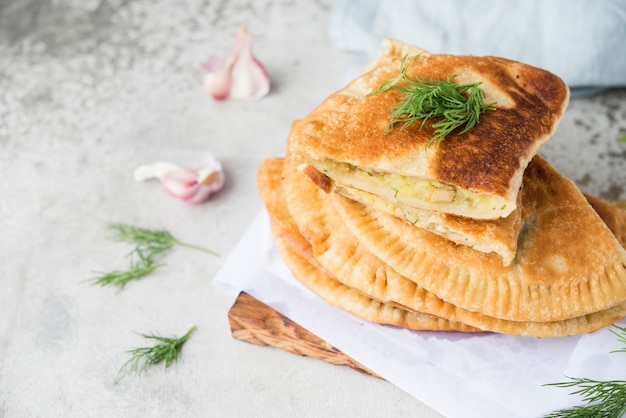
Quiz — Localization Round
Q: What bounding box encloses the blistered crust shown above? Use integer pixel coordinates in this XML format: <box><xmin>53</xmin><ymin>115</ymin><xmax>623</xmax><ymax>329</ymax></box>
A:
<box><xmin>259</xmin><ymin>157</ymin><xmax>626</xmax><ymax>337</ymax></box>
<box><xmin>288</xmin><ymin>39</ymin><xmax>569</xmax><ymax>218</ymax></box>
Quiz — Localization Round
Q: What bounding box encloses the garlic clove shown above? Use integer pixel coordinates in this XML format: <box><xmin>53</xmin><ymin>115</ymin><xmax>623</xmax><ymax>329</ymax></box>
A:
<box><xmin>202</xmin><ymin>56</ymin><xmax>232</xmax><ymax>101</ymax></box>
<box><xmin>134</xmin><ymin>156</ymin><xmax>225</xmax><ymax>204</ymax></box>
<box><xmin>161</xmin><ymin>170</ymin><xmax>205</xmax><ymax>202</ymax></box>
<box><xmin>202</xmin><ymin>25</ymin><xmax>270</xmax><ymax>101</ymax></box>
<box><xmin>228</xmin><ymin>25</ymin><xmax>270</xmax><ymax>99</ymax></box>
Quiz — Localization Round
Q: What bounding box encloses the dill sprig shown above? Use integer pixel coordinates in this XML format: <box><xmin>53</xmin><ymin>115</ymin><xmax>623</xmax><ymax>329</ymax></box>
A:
<box><xmin>117</xmin><ymin>325</ymin><xmax>196</xmax><ymax>378</ymax></box>
<box><xmin>91</xmin><ymin>223</ymin><xmax>218</xmax><ymax>288</ymax></box>
<box><xmin>108</xmin><ymin>223</ymin><xmax>219</xmax><ymax>258</ymax></box>
<box><xmin>544</xmin><ymin>378</ymin><xmax>626</xmax><ymax>418</ymax></box>
<box><xmin>93</xmin><ymin>263</ymin><xmax>165</xmax><ymax>288</ymax></box>
<box><xmin>544</xmin><ymin>324</ymin><xmax>626</xmax><ymax>418</ymax></box>
<box><xmin>369</xmin><ymin>54</ymin><xmax>497</xmax><ymax>148</ymax></box>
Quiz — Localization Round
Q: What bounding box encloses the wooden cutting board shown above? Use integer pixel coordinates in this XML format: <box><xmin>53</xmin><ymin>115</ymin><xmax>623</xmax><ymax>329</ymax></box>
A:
<box><xmin>228</xmin><ymin>291</ymin><xmax>380</xmax><ymax>378</ymax></box>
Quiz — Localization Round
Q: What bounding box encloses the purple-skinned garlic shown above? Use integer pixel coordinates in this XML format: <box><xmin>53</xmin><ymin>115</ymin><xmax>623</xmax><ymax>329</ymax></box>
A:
<box><xmin>202</xmin><ymin>25</ymin><xmax>270</xmax><ymax>100</ymax></box>
<box><xmin>134</xmin><ymin>155</ymin><xmax>225</xmax><ymax>204</ymax></box>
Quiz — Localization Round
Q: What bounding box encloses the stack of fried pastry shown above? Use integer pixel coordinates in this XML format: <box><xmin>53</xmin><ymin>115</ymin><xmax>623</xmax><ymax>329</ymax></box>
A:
<box><xmin>257</xmin><ymin>39</ymin><xmax>626</xmax><ymax>337</ymax></box>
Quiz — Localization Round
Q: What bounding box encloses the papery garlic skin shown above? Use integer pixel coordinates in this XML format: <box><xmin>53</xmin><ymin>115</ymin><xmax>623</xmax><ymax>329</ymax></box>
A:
<box><xmin>133</xmin><ymin>162</ymin><xmax>185</xmax><ymax>182</ymax></box>
<box><xmin>202</xmin><ymin>25</ymin><xmax>270</xmax><ymax>101</ymax></box>
<box><xmin>134</xmin><ymin>156</ymin><xmax>225</xmax><ymax>204</ymax></box>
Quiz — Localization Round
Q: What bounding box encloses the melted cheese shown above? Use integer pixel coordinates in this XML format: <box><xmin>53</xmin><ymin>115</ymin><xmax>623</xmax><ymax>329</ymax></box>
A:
<box><xmin>315</xmin><ymin>158</ymin><xmax>508</xmax><ymax>217</ymax></box>
<box><xmin>334</xmin><ymin>184</ymin><xmax>508</xmax><ymax>259</ymax></box>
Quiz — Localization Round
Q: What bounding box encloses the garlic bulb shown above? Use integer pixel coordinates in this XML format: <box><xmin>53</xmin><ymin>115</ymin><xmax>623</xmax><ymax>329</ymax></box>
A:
<box><xmin>202</xmin><ymin>25</ymin><xmax>270</xmax><ymax>100</ymax></box>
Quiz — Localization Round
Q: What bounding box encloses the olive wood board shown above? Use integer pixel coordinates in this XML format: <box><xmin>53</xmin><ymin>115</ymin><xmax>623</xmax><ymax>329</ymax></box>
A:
<box><xmin>227</xmin><ymin>291</ymin><xmax>380</xmax><ymax>378</ymax></box>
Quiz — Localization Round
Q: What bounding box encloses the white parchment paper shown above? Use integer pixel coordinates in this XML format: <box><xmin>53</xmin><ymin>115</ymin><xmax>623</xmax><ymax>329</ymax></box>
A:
<box><xmin>213</xmin><ymin>209</ymin><xmax>625</xmax><ymax>418</ymax></box>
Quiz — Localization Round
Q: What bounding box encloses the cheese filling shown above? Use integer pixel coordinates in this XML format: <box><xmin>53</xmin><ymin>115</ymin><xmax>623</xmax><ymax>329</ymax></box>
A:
<box><xmin>315</xmin><ymin>159</ymin><xmax>508</xmax><ymax>216</ymax></box>
<box><xmin>336</xmin><ymin>184</ymin><xmax>475</xmax><ymax>244</ymax></box>
<box><xmin>334</xmin><ymin>184</ymin><xmax>511</xmax><ymax>262</ymax></box>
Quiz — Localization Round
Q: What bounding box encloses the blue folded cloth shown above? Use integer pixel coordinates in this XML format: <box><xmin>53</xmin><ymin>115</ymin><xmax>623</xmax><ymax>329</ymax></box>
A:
<box><xmin>330</xmin><ymin>0</ymin><xmax>626</xmax><ymax>91</ymax></box>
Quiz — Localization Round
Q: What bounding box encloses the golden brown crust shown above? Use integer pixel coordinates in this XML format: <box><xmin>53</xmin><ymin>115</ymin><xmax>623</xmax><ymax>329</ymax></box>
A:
<box><xmin>300</xmin><ymin>164</ymin><xmax>332</xmax><ymax>193</ymax></box>
<box><xmin>332</xmin><ymin>155</ymin><xmax>626</xmax><ymax>322</ymax></box>
<box><xmin>288</xmin><ymin>39</ymin><xmax>569</xmax><ymax>219</ymax></box>
<box><xmin>613</xmin><ymin>200</ymin><xmax>626</xmax><ymax>211</ymax></box>
<box><xmin>257</xmin><ymin>158</ymin><xmax>316</xmax><ymax>261</ymax></box>
<box><xmin>273</xmin><ymin>226</ymin><xmax>480</xmax><ymax>333</ymax></box>
<box><xmin>258</xmin><ymin>159</ymin><xmax>479</xmax><ymax>333</ymax></box>
<box><xmin>260</xmin><ymin>157</ymin><xmax>626</xmax><ymax>337</ymax></box>
<box><xmin>333</xmin><ymin>182</ymin><xmax>522</xmax><ymax>265</ymax></box>
<box><xmin>585</xmin><ymin>193</ymin><xmax>626</xmax><ymax>248</ymax></box>
<box><xmin>293</xmin><ymin>144</ymin><xmax>523</xmax><ymax>265</ymax></box>
<box><xmin>256</xmin><ymin>41</ymin><xmax>625</xmax><ymax>337</ymax></box>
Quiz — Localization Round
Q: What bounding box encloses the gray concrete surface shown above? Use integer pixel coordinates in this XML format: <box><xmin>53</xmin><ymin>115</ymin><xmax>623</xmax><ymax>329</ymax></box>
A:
<box><xmin>1</xmin><ymin>1</ymin><xmax>625</xmax><ymax>417</ymax></box>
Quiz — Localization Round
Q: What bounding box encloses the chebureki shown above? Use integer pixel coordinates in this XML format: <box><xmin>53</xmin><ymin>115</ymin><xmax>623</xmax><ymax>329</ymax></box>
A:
<box><xmin>260</xmin><ymin>159</ymin><xmax>479</xmax><ymax>333</ymax></box>
<box><xmin>329</xmin><ymin>156</ymin><xmax>626</xmax><ymax>322</ymax></box>
<box><xmin>288</xmin><ymin>39</ymin><xmax>569</xmax><ymax>222</ymax></box>
<box><xmin>259</xmin><ymin>158</ymin><xmax>626</xmax><ymax>337</ymax></box>
<box><xmin>256</xmin><ymin>38</ymin><xmax>626</xmax><ymax>337</ymax></box>
<box><xmin>332</xmin><ymin>180</ymin><xmax>522</xmax><ymax>266</ymax></box>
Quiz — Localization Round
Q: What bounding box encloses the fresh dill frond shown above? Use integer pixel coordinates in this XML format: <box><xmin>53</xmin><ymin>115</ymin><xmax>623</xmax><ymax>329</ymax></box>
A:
<box><xmin>611</xmin><ymin>324</ymin><xmax>626</xmax><ymax>353</ymax></box>
<box><xmin>544</xmin><ymin>378</ymin><xmax>626</xmax><ymax>418</ymax></box>
<box><xmin>92</xmin><ymin>263</ymin><xmax>164</xmax><ymax>288</ymax></box>
<box><xmin>369</xmin><ymin>54</ymin><xmax>497</xmax><ymax>148</ymax></box>
<box><xmin>107</xmin><ymin>223</ymin><xmax>219</xmax><ymax>259</ymax></box>
<box><xmin>543</xmin><ymin>324</ymin><xmax>626</xmax><ymax>418</ymax></box>
<box><xmin>617</xmin><ymin>133</ymin><xmax>626</xmax><ymax>143</ymax></box>
<box><xmin>91</xmin><ymin>223</ymin><xmax>218</xmax><ymax>289</ymax></box>
<box><xmin>117</xmin><ymin>325</ymin><xmax>196</xmax><ymax>378</ymax></box>
<box><xmin>369</xmin><ymin>54</ymin><xmax>421</xmax><ymax>96</ymax></box>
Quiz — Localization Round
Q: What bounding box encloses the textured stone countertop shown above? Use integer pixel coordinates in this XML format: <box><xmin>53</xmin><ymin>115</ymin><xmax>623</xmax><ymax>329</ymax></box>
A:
<box><xmin>1</xmin><ymin>1</ymin><xmax>625</xmax><ymax>417</ymax></box>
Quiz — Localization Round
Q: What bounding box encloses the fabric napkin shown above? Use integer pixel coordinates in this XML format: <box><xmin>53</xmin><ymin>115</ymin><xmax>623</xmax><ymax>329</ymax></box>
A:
<box><xmin>329</xmin><ymin>0</ymin><xmax>626</xmax><ymax>91</ymax></box>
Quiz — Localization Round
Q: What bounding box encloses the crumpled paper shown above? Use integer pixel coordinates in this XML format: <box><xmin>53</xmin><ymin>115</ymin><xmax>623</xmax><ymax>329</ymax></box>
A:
<box><xmin>213</xmin><ymin>210</ymin><xmax>626</xmax><ymax>418</ymax></box>
<box><xmin>329</xmin><ymin>0</ymin><xmax>626</xmax><ymax>91</ymax></box>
